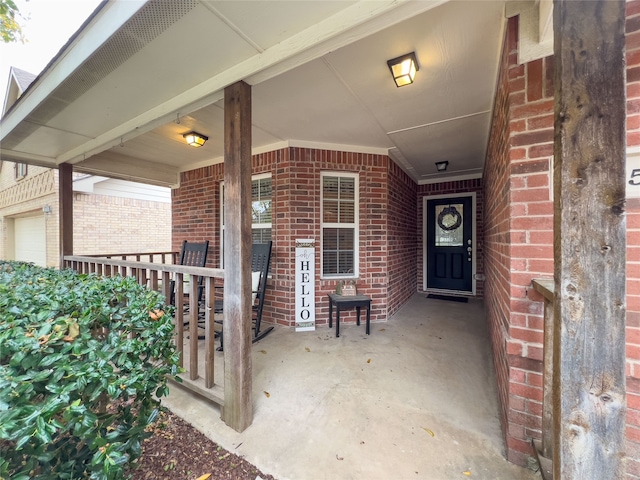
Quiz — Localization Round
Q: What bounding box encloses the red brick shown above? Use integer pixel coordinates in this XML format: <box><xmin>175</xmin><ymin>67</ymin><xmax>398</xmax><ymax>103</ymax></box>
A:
<box><xmin>510</xmin><ymin>129</ymin><xmax>554</xmax><ymax>147</ymax></box>
<box><xmin>527</xmin><ymin>114</ymin><xmax>554</xmax><ymax>131</ymax></box>
<box><xmin>628</xmin><ymin>425</ymin><xmax>640</xmax><ymax>444</ymax></box>
<box><xmin>509</xmin><ymin>382</ymin><xmax>543</xmax><ymax>402</ymax></box>
<box><xmin>511</xmin><ymin>99</ymin><xmax>554</xmax><ymax>120</ymax></box>
<box><xmin>526</xmin><ymin>174</ymin><xmax>549</xmax><ymax>188</ymax></box>
<box><xmin>629</xmin><ymin>114</ymin><xmax>640</xmax><ymax>131</ymax></box>
<box><xmin>526</xmin><ymin>59</ymin><xmax>544</xmax><ymax>102</ymax></box>
<box><xmin>511</xmin><ymin>216</ymin><xmax>553</xmax><ymax>232</ymax></box>
<box><xmin>628</xmin><ymin>0</ymin><xmax>640</xmax><ymax>18</ymax></box>
<box><xmin>629</xmin><ymin>30</ymin><xmax>640</xmax><ymax>52</ymax></box>
<box><xmin>528</xmin><ymin>143</ymin><xmax>554</xmax><ymax>159</ymax></box>
<box><xmin>511</xmin><ymin>159</ymin><xmax>549</xmax><ymax>175</ymax></box>
<box><xmin>511</xmin><ymin>327</ymin><xmax>543</xmax><ymax>343</ymax></box>
<box><xmin>628</xmin><ymin>48</ymin><xmax>640</xmax><ymax>69</ymax></box>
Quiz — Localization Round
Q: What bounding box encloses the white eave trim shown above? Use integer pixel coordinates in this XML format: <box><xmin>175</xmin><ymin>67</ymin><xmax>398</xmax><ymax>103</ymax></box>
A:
<box><xmin>418</xmin><ymin>172</ymin><xmax>482</xmax><ymax>185</ymax></box>
<box><xmin>176</xmin><ymin>140</ymin><xmax>390</xmax><ymax>173</ymax></box>
<box><xmin>0</xmin><ymin>1</ymin><xmax>145</xmax><ymax>141</ymax></box>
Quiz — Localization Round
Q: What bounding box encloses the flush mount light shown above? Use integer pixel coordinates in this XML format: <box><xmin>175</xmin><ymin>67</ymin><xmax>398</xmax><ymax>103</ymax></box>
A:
<box><xmin>387</xmin><ymin>52</ymin><xmax>419</xmax><ymax>87</ymax></box>
<box><xmin>183</xmin><ymin>131</ymin><xmax>208</xmax><ymax>148</ymax></box>
<box><xmin>435</xmin><ymin>161</ymin><xmax>449</xmax><ymax>172</ymax></box>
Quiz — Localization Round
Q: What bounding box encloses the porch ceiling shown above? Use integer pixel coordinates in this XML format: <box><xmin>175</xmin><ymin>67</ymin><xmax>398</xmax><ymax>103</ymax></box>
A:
<box><xmin>0</xmin><ymin>0</ymin><xmax>510</xmax><ymax>187</ymax></box>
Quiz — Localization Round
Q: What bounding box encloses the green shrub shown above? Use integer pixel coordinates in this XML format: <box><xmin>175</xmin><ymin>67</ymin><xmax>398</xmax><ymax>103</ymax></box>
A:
<box><xmin>0</xmin><ymin>261</ymin><xmax>182</xmax><ymax>480</ymax></box>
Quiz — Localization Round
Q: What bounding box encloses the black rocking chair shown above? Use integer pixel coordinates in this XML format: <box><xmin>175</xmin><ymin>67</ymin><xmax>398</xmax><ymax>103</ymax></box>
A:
<box><xmin>169</xmin><ymin>240</ymin><xmax>209</xmax><ymax>307</ymax></box>
<box><xmin>217</xmin><ymin>241</ymin><xmax>274</xmax><ymax>350</ymax></box>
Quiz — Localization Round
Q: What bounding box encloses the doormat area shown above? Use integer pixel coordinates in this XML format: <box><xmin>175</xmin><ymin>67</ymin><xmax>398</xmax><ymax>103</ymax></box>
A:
<box><xmin>427</xmin><ymin>294</ymin><xmax>469</xmax><ymax>303</ymax></box>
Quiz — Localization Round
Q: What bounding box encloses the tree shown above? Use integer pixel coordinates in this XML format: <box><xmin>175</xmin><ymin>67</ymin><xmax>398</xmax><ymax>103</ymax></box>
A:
<box><xmin>0</xmin><ymin>0</ymin><xmax>25</xmax><ymax>43</ymax></box>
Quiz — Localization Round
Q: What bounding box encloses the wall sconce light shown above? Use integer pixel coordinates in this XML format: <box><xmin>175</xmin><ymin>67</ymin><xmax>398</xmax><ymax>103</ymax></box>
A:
<box><xmin>42</xmin><ymin>205</ymin><xmax>52</xmax><ymax>214</ymax></box>
<box><xmin>435</xmin><ymin>161</ymin><xmax>449</xmax><ymax>172</ymax></box>
<box><xmin>183</xmin><ymin>131</ymin><xmax>208</xmax><ymax>148</ymax></box>
<box><xmin>387</xmin><ymin>52</ymin><xmax>419</xmax><ymax>87</ymax></box>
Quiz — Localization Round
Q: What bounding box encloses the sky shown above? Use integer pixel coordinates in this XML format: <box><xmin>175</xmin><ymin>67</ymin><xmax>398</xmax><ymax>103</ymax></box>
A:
<box><xmin>0</xmin><ymin>0</ymin><xmax>103</xmax><ymax>105</ymax></box>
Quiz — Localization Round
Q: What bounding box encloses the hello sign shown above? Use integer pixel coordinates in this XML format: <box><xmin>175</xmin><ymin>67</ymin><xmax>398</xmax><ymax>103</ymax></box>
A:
<box><xmin>295</xmin><ymin>239</ymin><xmax>316</xmax><ymax>332</ymax></box>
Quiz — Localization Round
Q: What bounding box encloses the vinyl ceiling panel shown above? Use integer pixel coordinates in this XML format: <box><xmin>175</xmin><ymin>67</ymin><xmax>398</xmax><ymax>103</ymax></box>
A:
<box><xmin>388</xmin><ymin>112</ymin><xmax>491</xmax><ymax>178</ymax></box>
<box><xmin>13</xmin><ymin>124</ymin><xmax>92</xmax><ymax>159</ymax></box>
<box><xmin>324</xmin><ymin>1</ymin><xmax>503</xmax><ymax>134</ymax></box>
<box><xmin>252</xmin><ymin>59</ymin><xmax>391</xmax><ymax>149</ymax></box>
<box><xmin>209</xmin><ymin>1</ymin><xmax>358</xmax><ymax>51</ymax></box>
<box><xmin>48</xmin><ymin>4</ymin><xmax>259</xmax><ymax>137</ymax></box>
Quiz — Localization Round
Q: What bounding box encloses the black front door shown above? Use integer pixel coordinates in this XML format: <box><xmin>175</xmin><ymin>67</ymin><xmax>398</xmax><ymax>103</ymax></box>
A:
<box><xmin>426</xmin><ymin>196</ymin><xmax>473</xmax><ymax>292</ymax></box>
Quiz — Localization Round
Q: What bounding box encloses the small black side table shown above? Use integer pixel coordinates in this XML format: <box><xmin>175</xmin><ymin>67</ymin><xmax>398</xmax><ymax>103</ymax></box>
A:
<box><xmin>328</xmin><ymin>293</ymin><xmax>371</xmax><ymax>338</ymax></box>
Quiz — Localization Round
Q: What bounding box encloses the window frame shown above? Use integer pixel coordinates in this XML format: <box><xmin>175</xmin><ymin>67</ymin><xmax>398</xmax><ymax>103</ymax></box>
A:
<box><xmin>14</xmin><ymin>163</ymin><xmax>27</xmax><ymax>180</ymax></box>
<box><xmin>320</xmin><ymin>171</ymin><xmax>359</xmax><ymax>279</ymax></box>
<box><xmin>220</xmin><ymin>173</ymin><xmax>272</xmax><ymax>268</ymax></box>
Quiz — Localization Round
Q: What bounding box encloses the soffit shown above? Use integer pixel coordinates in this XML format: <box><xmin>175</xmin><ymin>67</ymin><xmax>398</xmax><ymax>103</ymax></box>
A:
<box><xmin>0</xmin><ymin>0</ymin><xmax>510</xmax><ymax>187</ymax></box>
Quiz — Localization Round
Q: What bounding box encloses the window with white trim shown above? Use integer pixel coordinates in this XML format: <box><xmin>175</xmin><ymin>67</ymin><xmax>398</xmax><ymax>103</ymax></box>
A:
<box><xmin>321</xmin><ymin>172</ymin><xmax>358</xmax><ymax>278</ymax></box>
<box><xmin>14</xmin><ymin>163</ymin><xmax>27</xmax><ymax>180</ymax></box>
<box><xmin>220</xmin><ymin>174</ymin><xmax>272</xmax><ymax>266</ymax></box>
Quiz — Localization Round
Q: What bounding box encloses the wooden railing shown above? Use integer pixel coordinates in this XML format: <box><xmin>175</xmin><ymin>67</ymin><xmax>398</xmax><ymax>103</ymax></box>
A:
<box><xmin>82</xmin><ymin>251</ymin><xmax>178</xmax><ymax>264</ymax></box>
<box><xmin>63</xmin><ymin>255</ymin><xmax>225</xmax><ymax>407</ymax></box>
<box><xmin>531</xmin><ymin>278</ymin><xmax>554</xmax><ymax>480</ymax></box>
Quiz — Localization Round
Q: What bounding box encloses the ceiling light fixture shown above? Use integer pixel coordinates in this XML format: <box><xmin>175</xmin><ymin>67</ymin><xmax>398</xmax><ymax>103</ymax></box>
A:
<box><xmin>183</xmin><ymin>131</ymin><xmax>208</xmax><ymax>148</ymax></box>
<box><xmin>387</xmin><ymin>52</ymin><xmax>419</xmax><ymax>87</ymax></box>
<box><xmin>435</xmin><ymin>161</ymin><xmax>449</xmax><ymax>172</ymax></box>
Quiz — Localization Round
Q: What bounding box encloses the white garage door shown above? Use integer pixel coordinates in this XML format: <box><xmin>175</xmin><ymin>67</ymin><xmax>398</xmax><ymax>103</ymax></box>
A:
<box><xmin>15</xmin><ymin>216</ymin><xmax>46</xmax><ymax>266</ymax></box>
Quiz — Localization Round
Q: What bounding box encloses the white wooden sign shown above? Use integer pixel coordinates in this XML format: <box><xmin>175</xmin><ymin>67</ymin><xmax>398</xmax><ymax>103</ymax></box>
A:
<box><xmin>295</xmin><ymin>239</ymin><xmax>315</xmax><ymax>332</ymax></box>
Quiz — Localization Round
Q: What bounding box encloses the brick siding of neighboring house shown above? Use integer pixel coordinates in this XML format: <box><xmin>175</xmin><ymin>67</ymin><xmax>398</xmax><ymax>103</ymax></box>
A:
<box><xmin>73</xmin><ymin>192</ymin><xmax>171</xmax><ymax>255</ymax></box>
<box><xmin>484</xmin><ymin>10</ymin><xmax>640</xmax><ymax>475</ymax></box>
<box><xmin>0</xmin><ymin>164</ymin><xmax>171</xmax><ymax>267</ymax></box>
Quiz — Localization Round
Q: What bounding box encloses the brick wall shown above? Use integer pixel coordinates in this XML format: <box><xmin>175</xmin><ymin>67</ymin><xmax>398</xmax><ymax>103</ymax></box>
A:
<box><xmin>172</xmin><ymin>147</ymin><xmax>416</xmax><ymax>328</ymax></box>
<box><xmin>502</xmin><ymin>23</ymin><xmax>554</xmax><ymax>467</ymax></box>
<box><xmin>485</xmin><ymin>9</ymin><xmax>640</xmax><ymax>473</ymax></box>
<box><xmin>387</xmin><ymin>158</ymin><xmax>418</xmax><ymax>316</ymax></box>
<box><xmin>484</xmin><ymin>15</ymin><xmax>553</xmax><ymax>466</ymax></box>
<box><xmin>73</xmin><ymin>192</ymin><xmax>171</xmax><ymax>255</ymax></box>
<box><xmin>416</xmin><ymin>178</ymin><xmax>484</xmax><ymax>297</ymax></box>
<box><xmin>484</xmin><ymin>14</ymin><xmax>519</xmax><ymax>464</ymax></box>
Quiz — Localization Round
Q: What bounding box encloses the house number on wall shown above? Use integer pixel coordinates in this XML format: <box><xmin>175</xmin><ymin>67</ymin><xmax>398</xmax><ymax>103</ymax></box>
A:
<box><xmin>627</xmin><ymin>153</ymin><xmax>640</xmax><ymax>198</ymax></box>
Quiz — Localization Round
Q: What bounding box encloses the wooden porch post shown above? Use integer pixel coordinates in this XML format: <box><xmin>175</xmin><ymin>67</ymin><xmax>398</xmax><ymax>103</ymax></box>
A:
<box><xmin>59</xmin><ymin>163</ymin><xmax>73</xmax><ymax>268</ymax></box>
<box><xmin>553</xmin><ymin>1</ymin><xmax>626</xmax><ymax>478</ymax></box>
<box><xmin>221</xmin><ymin>80</ymin><xmax>253</xmax><ymax>432</ymax></box>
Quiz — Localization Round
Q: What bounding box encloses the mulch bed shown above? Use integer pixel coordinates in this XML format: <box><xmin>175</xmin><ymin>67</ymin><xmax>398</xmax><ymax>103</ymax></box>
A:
<box><xmin>131</xmin><ymin>409</ymin><xmax>276</xmax><ymax>480</ymax></box>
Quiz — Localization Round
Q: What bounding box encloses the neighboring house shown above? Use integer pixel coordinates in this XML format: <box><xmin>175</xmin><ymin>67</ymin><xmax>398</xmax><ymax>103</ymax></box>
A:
<box><xmin>0</xmin><ymin>2</ymin><xmax>638</xmax><ymax>476</ymax></box>
<box><xmin>0</xmin><ymin>67</ymin><xmax>171</xmax><ymax>267</ymax></box>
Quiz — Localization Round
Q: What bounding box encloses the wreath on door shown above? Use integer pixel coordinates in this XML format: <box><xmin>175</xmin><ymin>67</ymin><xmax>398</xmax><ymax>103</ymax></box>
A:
<box><xmin>437</xmin><ymin>205</ymin><xmax>462</xmax><ymax>231</ymax></box>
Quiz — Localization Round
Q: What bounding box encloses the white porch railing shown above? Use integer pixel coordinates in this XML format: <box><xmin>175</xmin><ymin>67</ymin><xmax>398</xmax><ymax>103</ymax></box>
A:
<box><xmin>63</xmin><ymin>254</ymin><xmax>224</xmax><ymax>407</ymax></box>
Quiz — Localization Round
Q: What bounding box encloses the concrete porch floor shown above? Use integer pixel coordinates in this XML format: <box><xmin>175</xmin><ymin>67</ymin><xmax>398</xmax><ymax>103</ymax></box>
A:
<box><xmin>163</xmin><ymin>294</ymin><xmax>541</xmax><ymax>480</ymax></box>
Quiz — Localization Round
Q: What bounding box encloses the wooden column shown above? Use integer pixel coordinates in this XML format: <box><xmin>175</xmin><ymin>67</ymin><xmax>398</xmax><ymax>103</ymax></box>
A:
<box><xmin>58</xmin><ymin>163</ymin><xmax>73</xmax><ymax>268</ymax></box>
<box><xmin>553</xmin><ymin>1</ymin><xmax>626</xmax><ymax>478</ymax></box>
<box><xmin>221</xmin><ymin>80</ymin><xmax>253</xmax><ymax>432</ymax></box>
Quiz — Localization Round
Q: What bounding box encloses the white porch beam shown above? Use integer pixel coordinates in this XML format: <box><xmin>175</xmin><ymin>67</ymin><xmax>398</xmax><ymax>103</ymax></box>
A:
<box><xmin>73</xmin><ymin>151</ymin><xmax>179</xmax><ymax>188</ymax></box>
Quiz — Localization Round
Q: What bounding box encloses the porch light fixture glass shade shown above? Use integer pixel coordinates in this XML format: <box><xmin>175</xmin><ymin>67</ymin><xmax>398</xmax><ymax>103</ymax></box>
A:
<box><xmin>183</xmin><ymin>131</ymin><xmax>208</xmax><ymax>148</ymax></box>
<box><xmin>435</xmin><ymin>161</ymin><xmax>449</xmax><ymax>172</ymax></box>
<box><xmin>387</xmin><ymin>52</ymin><xmax>419</xmax><ymax>87</ymax></box>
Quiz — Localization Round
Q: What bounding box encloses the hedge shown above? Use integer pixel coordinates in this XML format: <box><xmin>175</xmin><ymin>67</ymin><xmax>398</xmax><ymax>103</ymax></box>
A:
<box><xmin>0</xmin><ymin>261</ymin><xmax>182</xmax><ymax>479</ymax></box>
